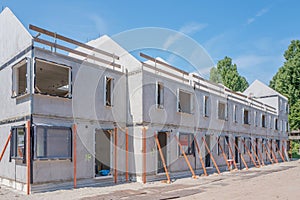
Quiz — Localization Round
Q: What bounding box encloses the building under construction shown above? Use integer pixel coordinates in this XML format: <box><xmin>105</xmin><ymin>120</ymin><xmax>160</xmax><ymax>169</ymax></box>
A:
<box><xmin>0</xmin><ymin>8</ymin><xmax>289</xmax><ymax>194</ymax></box>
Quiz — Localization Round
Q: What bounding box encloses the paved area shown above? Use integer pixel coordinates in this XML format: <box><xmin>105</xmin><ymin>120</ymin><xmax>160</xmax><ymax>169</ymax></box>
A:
<box><xmin>1</xmin><ymin>160</ymin><xmax>299</xmax><ymax>200</ymax></box>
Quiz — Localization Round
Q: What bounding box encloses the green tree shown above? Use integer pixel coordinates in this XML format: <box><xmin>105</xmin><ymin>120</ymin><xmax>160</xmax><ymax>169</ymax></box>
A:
<box><xmin>289</xmin><ymin>100</ymin><xmax>300</xmax><ymax>130</ymax></box>
<box><xmin>210</xmin><ymin>56</ymin><xmax>249</xmax><ymax>92</ymax></box>
<box><xmin>269</xmin><ymin>40</ymin><xmax>300</xmax><ymax>130</ymax></box>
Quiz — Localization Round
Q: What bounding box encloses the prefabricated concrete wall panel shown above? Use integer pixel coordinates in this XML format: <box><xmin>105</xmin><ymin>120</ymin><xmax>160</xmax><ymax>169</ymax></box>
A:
<box><xmin>0</xmin><ymin>123</ymin><xmax>27</xmax><ymax>183</ymax></box>
<box><xmin>0</xmin><ymin>8</ymin><xmax>32</xmax><ymax>66</ymax></box>
<box><xmin>0</xmin><ymin>55</ymin><xmax>32</xmax><ymax>121</ymax></box>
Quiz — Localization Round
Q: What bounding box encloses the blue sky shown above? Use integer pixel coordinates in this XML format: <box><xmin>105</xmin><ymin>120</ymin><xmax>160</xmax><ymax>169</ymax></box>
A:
<box><xmin>1</xmin><ymin>0</ymin><xmax>299</xmax><ymax>84</ymax></box>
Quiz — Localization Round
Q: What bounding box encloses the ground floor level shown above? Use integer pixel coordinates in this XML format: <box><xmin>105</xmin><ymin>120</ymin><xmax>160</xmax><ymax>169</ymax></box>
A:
<box><xmin>0</xmin><ymin>159</ymin><xmax>299</xmax><ymax>200</ymax></box>
<box><xmin>0</xmin><ymin>117</ymin><xmax>288</xmax><ymax>193</ymax></box>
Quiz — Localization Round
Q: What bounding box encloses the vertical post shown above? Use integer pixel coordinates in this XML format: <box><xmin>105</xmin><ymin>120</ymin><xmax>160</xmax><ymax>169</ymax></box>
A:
<box><xmin>226</xmin><ymin>139</ymin><xmax>238</xmax><ymax>170</ymax></box>
<box><xmin>217</xmin><ymin>137</ymin><xmax>231</xmax><ymax>171</ymax></box>
<box><xmin>202</xmin><ymin>137</ymin><xmax>220</xmax><ymax>174</ymax></box>
<box><xmin>72</xmin><ymin>124</ymin><xmax>77</xmax><ymax>189</ymax></box>
<box><xmin>241</xmin><ymin>139</ymin><xmax>258</xmax><ymax>168</ymax></box>
<box><xmin>0</xmin><ymin>131</ymin><xmax>12</xmax><ymax>161</ymax></box>
<box><xmin>114</xmin><ymin>127</ymin><xmax>118</xmax><ymax>184</ymax></box>
<box><xmin>175</xmin><ymin>135</ymin><xmax>197</xmax><ymax>178</ymax></box>
<box><xmin>154</xmin><ymin>132</ymin><xmax>171</xmax><ymax>183</ymax></box>
<box><xmin>194</xmin><ymin>135</ymin><xmax>207</xmax><ymax>176</ymax></box>
<box><xmin>26</xmin><ymin>120</ymin><xmax>31</xmax><ymax>195</ymax></box>
<box><xmin>125</xmin><ymin>128</ymin><xmax>129</xmax><ymax>182</ymax></box>
<box><xmin>232</xmin><ymin>139</ymin><xmax>248</xmax><ymax>170</ymax></box>
<box><xmin>282</xmin><ymin>141</ymin><xmax>289</xmax><ymax>161</ymax></box>
<box><xmin>142</xmin><ymin>127</ymin><xmax>146</xmax><ymax>184</ymax></box>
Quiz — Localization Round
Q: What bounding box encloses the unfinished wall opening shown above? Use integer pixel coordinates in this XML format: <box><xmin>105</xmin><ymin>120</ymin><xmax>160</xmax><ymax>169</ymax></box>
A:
<box><xmin>34</xmin><ymin>126</ymin><xmax>72</xmax><ymax>159</ymax></box>
<box><xmin>95</xmin><ymin>129</ymin><xmax>111</xmax><ymax>177</ymax></box>
<box><xmin>10</xmin><ymin>126</ymin><xmax>26</xmax><ymax>162</ymax></box>
<box><xmin>205</xmin><ymin>135</ymin><xmax>211</xmax><ymax>167</ymax></box>
<box><xmin>243</xmin><ymin>109</ymin><xmax>249</xmax><ymax>124</ymax></box>
<box><xmin>156</xmin><ymin>82</ymin><xmax>164</xmax><ymax>109</ymax></box>
<box><xmin>203</xmin><ymin>95</ymin><xmax>209</xmax><ymax>117</ymax></box>
<box><xmin>12</xmin><ymin>59</ymin><xmax>27</xmax><ymax>97</ymax></box>
<box><xmin>35</xmin><ymin>59</ymin><xmax>71</xmax><ymax>98</ymax></box>
<box><xmin>225</xmin><ymin>136</ymin><xmax>229</xmax><ymax>159</ymax></box>
<box><xmin>104</xmin><ymin>77</ymin><xmax>114</xmax><ymax>107</ymax></box>
<box><xmin>262</xmin><ymin>114</ymin><xmax>266</xmax><ymax>128</ymax></box>
<box><xmin>233</xmin><ymin>105</ymin><xmax>237</xmax><ymax>123</ymax></box>
<box><xmin>235</xmin><ymin>137</ymin><xmax>239</xmax><ymax>164</ymax></box>
<box><xmin>218</xmin><ymin>102</ymin><xmax>226</xmax><ymax>120</ymax></box>
<box><xmin>157</xmin><ymin>132</ymin><xmax>167</xmax><ymax>173</ymax></box>
<box><xmin>178</xmin><ymin>90</ymin><xmax>192</xmax><ymax>114</ymax></box>
<box><xmin>178</xmin><ymin>133</ymin><xmax>195</xmax><ymax>156</ymax></box>
<box><xmin>275</xmin><ymin>118</ymin><xmax>278</xmax><ymax>130</ymax></box>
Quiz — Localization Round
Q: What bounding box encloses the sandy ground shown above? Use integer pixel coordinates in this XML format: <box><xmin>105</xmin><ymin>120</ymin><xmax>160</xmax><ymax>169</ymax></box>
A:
<box><xmin>1</xmin><ymin>160</ymin><xmax>300</xmax><ymax>200</ymax></box>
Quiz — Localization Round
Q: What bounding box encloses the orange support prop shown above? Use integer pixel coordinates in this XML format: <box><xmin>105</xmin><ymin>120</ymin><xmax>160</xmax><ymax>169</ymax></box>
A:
<box><xmin>26</xmin><ymin>120</ymin><xmax>31</xmax><ymax>195</ymax></box>
<box><xmin>0</xmin><ymin>131</ymin><xmax>12</xmax><ymax>162</ymax></box>
<box><xmin>174</xmin><ymin>135</ymin><xmax>197</xmax><ymax>178</ymax></box>
<box><xmin>268</xmin><ymin>142</ymin><xmax>278</xmax><ymax>163</ymax></box>
<box><xmin>251</xmin><ymin>141</ymin><xmax>261</xmax><ymax>167</ymax></box>
<box><xmin>261</xmin><ymin>141</ymin><xmax>273</xmax><ymax>164</ymax></box>
<box><xmin>114</xmin><ymin>127</ymin><xmax>118</xmax><ymax>184</ymax></box>
<box><xmin>226</xmin><ymin>139</ymin><xmax>238</xmax><ymax>170</ymax></box>
<box><xmin>125</xmin><ymin>128</ymin><xmax>129</xmax><ymax>182</ymax></box>
<box><xmin>232</xmin><ymin>139</ymin><xmax>248</xmax><ymax>170</ymax></box>
<box><xmin>202</xmin><ymin>137</ymin><xmax>220</xmax><ymax>174</ymax></box>
<box><xmin>72</xmin><ymin>124</ymin><xmax>77</xmax><ymax>188</ymax></box>
<box><xmin>216</xmin><ymin>137</ymin><xmax>231</xmax><ymax>171</ymax></box>
<box><xmin>142</xmin><ymin>127</ymin><xmax>146</xmax><ymax>184</ymax></box>
<box><xmin>194</xmin><ymin>135</ymin><xmax>207</xmax><ymax>176</ymax></box>
<box><xmin>274</xmin><ymin>141</ymin><xmax>285</xmax><ymax>162</ymax></box>
<box><xmin>241</xmin><ymin>139</ymin><xmax>258</xmax><ymax>168</ymax></box>
<box><xmin>253</xmin><ymin>140</ymin><xmax>265</xmax><ymax>166</ymax></box>
<box><xmin>154</xmin><ymin>132</ymin><xmax>171</xmax><ymax>183</ymax></box>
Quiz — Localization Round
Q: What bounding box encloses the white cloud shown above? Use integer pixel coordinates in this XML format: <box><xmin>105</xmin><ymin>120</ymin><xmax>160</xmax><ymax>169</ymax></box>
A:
<box><xmin>247</xmin><ymin>7</ymin><xmax>270</xmax><ymax>25</ymax></box>
<box><xmin>89</xmin><ymin>14</ymin><xmax>107</xmax><ymax>35</ymax></box>
<box><xmin>163</xmin><ymin>22</ymin><xmax>207</xmax><ymax>49</ymax></box>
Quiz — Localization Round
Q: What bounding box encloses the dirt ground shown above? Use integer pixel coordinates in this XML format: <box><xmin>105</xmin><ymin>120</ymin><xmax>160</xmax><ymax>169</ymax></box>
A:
<box><xmin>1</xmin><ymin>160</ymin><xmax>300</xmax><ymax>200</ymax></box>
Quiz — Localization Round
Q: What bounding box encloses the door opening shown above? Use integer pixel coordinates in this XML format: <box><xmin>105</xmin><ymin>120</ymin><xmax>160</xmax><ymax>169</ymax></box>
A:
<box><xmin>235</xmin><ymin>137</ymin><xmax>239</xmax><ymax>164</ymax></box>
<box><xmin>95</xmin><ymin>130</ymin><xmax>111</xmax><ymax>177</ymax></box>
<box><xmin>157</xmin><ymin>132</ymin><xmax>167</xmax><ymax>173</ymax></box>
<box><xmin>205</xmin><ymin>135</ymin><xmax>211</xmax><ymax>167</ymax></box>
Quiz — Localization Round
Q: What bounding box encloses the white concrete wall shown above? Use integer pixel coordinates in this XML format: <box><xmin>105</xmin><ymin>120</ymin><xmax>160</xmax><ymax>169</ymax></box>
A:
<box><xmin>0</xmin><ymin>8</ymin><xmax>32</xmax><ymax>66</ymax></box>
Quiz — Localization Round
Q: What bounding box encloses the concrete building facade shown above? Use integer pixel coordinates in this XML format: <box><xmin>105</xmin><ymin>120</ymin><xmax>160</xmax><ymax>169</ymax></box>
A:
<box><xmin>0</xmin><ymin>8</ymin><xmax>289</xmax><ymax>193</ymax></box>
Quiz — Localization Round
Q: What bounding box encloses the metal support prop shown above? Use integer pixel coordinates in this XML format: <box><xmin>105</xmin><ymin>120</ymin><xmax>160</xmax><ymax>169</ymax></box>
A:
<box><xmin>261</xmin><ymin>141</ymin><xmax>273</xmax><ymax>164</ymax></box>
<box><xmin>154</xmin><ymin>132</ymin><xmax>171</xmax><ymax>183</ymax></box>
<box><xmin>26</xmin><ymin>120</ymin><xmax>31</xmax><ymax>195</ymax></box>
<box><xmin>268</xmin><ymin>142</ymin><xmax>278</xmax><ymax>163</ymax></box>
<box><xmin>174</xmin><ymin>135</ymin><xmax>197</xmax><ymax>179</ymax></box>
<box><xmin>0</xmin><ymin>131</ymin><xmax>12</xmax><ymax>161</ymax></box>
<box><xmin>226</xmin><ymin>139</ymin><xmax>238</xmax><ymax>170</ymax></box>
<box><xmin>282</xmin><ymin>141</ymin><xmax>289</xmax><ymax>161</ymax></box>
<box><xmin>232</xmin><ymin>139</ymin><xmax>248</xmax><ymax>170</ymax></box>
<box><xmin>253</xmin><ymin>140</ymin><xmax>265</xmax><ymax>166</ymax></box>
<box><xmin>194</xmin><ymin>135</ymin><xmax>207</xmax><ymax>176</ymax></box>
<box><xmin>72</xmin><ymin>124</ymin><xmax>77</xmax><ymax>188</ymax></box>
<box><xmin>202</xmin><ymin>137</ymin><xmax>220</xmax><ymax>174</ymax></box>
<box><xmin>241</xmin><ymin>139</ymin><xmax>258</xmax><ymax>168</ymax></box>
<box><xmin>114</xmin><ymin>127</ymin><xmax>118</xmax><ymax>183</ymax></box>
<box><xmin>274</xmin><ymin>141</ymin><xmax>285</xmax><ymax>162</ymax></box>
<box><xmin>217</xmin><ymin>137</ymin><xmax>231</xmax><ymax>171</ymax></box>
<box><xmin>251</xmin><ymin>141</ymin><xmax>262</xmax><ymax>167</ymax></box>
<box><xmin>125</xmin><ymin>128</ymin><xmax>129</xmax><ymax>182</ymax></box>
